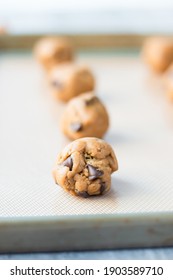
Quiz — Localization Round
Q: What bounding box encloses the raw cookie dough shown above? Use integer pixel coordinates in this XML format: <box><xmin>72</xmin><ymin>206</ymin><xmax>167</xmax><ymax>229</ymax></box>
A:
<box><xmin>34</xmin><ymin>37</ymin><xmax>74</xmax><ymax>70</ymax></box>
<box><xmin>49</xmin><ymin>63</ymin><xmax>95</xmax><ymax>102</ymax></box>
<box><xmin>53</xmin><ymin>137</ymin><xmax>118</xmax><ymax>197</ymax></box>
<box><xmin>164</xmin><ymin>64</ymin><xmax>173</xmax><ymax>101</ymax></box>
<box><xmin>60</xmin><ymin>92</ymin><xmax>109</xmax><ymax>139</ymax></box>
<box><xmin>142</xmin><ymin>37</ymin><xmax>173</xmax><ymax>73</ymax></box>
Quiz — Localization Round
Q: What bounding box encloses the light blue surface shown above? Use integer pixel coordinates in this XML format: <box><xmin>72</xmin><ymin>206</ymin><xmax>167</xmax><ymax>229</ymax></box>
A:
<box><xmin>0</xmin><ymin>249</ymin><xmax>173</xmax><ymax>260</ymax></box>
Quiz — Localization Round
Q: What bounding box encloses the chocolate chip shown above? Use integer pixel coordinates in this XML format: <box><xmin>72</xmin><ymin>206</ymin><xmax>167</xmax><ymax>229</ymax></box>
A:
<box><xmin>70</xmin><ymin>122</ymin><xmax>82</xmax><ymax>132</ymax></box>
<box><xmin>62</xmin><ymin>156</ymin><xmax>73</xmax><ymax>171</ymax></box>
<box><xmin>87</xmin><ymin>164</ymin><xmax>104</xmax><ymax>180</ymax></box>
<box><xmin>51</xmin><ymin>80</ymin><xmax>63</xmax><ymax>89</ymax></box>
<box><xmin>77</xmin><ymin>191</ymin><xmax>89</xmax><ymax>198</ymax></box>
<box><xmin>85</xmin><ymin>96</ymin><xmax>98</xmax><ymax>106</ymax></box>
<box><xmin>100</xmin><ymin>182</ymin><xmax>106</xmax><ymax>194</ymax></box>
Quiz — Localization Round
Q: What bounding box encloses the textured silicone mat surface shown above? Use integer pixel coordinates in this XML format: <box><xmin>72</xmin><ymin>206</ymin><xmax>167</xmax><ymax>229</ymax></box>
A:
<box><xmin>0</xmin><ymin>51</ymin><xmax>173</xmax><ymax>217</ymax></box>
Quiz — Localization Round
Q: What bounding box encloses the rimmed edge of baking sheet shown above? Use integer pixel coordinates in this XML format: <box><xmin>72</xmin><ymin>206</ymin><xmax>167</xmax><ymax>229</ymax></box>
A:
<box><xmin>0</xmin><ymin>34</ymin><xmax>173</xmax><ymax>50</ymax></box>
<box><xmin>0</xmin><ymin>212</ymin><xmax>173</xmax><ymax>253</ymax></box>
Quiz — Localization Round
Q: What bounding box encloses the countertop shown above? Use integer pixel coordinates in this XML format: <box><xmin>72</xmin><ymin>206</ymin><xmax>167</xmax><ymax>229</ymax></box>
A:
<box><xmin>0</xmin><ymin>248</ymin><xmax>173</xmax><ymax>260</ymax></box>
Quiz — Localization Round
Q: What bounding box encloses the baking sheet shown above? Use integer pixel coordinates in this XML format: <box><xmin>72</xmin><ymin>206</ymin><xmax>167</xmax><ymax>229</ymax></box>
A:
<box><xmin>0</xmin><ymin>50</ymin><xmax>173</xmax><ymax>217</ymax></box>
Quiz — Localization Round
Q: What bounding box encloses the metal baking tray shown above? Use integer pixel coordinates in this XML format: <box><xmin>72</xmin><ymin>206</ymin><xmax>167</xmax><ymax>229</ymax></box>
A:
<box><xmin>0</xmin><ymin>35</ymin><xmax>173</xmax><ymax>253</ymax></box>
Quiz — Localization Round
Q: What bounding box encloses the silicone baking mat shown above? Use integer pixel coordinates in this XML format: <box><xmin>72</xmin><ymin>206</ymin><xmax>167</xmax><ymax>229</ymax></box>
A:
<box><xmin>1</xmin><ymin>50</ymin><xmax>173</xmax><ymax>217</ymax></box>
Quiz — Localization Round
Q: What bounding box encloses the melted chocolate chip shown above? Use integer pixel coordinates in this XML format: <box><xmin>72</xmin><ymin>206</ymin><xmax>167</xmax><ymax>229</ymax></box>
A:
<box><xmin>77</xmin><ymin>191</ymin><xmax>89</xmax><ymax>198</ymax></box>
<box><xmin>51</xmin><ymin>80</ymin><xmax>63</xmax><ymax>89</ymax></box>
<box><xmin>62</xmin><ymin>156</ymin><xmax>73</xmax><ymax>171</ymax></box>
<box><xmin>100</xmin><ymin>182</ymin><xmax>106</xmax><ymax>194</ymax></box>
<box><xmin>87</xmin><ymin>164</ymin><xmax>104</xmax><ymax>180</ymax></box>
<box><xmin>85</xmin><ymin>96</ymin><xmax>98</xmax><ymax>106</ymax></box>
<box><xmin>70</xmin><ymin>122</ymin><xmax>83</xmax><ymax>132</ymax></box>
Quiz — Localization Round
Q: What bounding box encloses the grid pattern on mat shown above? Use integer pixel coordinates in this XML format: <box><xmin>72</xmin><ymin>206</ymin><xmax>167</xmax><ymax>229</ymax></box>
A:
<box><xmin>0</xmin><ymin>51</ymin><xmax>173</xmax><ymax>217</ymax></box>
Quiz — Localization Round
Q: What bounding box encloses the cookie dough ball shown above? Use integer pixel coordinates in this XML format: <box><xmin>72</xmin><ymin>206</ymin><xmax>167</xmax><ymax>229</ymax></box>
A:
<box><xmin>164</xmin><ymin>64</ymin><xmax>173</xmax><ymax>101</ymax></box>
<box><xmin>34</xmin><ymin>37</ymin><xmax>74</xmax><ymax>70</ymax></box>
<box><xmin>61</xmin><ymin>92</ymin><xmax>109</xmax><ymax>139</ymax></box>
<box><xmin>53</xmin><ymin>137</ymin><xmax>118</xmax><ymax>197</ymax></box>
<box><xmin>49</xmin><ymin>63</ymin><xmax>95</xmax><ymax>102</ymax></box>
<box><xmin>142</xmin><ymin>37</ymin><xmax>173</xmax><ymax>73</ymax></box>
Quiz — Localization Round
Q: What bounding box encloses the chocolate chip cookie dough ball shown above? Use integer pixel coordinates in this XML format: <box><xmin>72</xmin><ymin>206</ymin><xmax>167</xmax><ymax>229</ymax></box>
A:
<box><xmin>164</xmin><ymin>64</ymin><xmax>173</xmax><ymax>101</ymax></box>
<box><xmin>142</xmin><ymin>37</ymin><xmax>173</xmax><ymax>73</ymax></box>
<box><xmin>60</xmin><ymin>92</ymin><xmax>109</xmax><ymax>139</ymax></box>
<box><xmin>53</xmin><ymin>137</ymin><xmax>118</xmax><ymax>197</ymax></box>
<box><xmin>34</xmin><ymin>37</ymin><xmax>74</xmax><ymax>70</ymax></box>
<box><xmin>49</xmin><ymin>63</ymin><xmax>95</xmax><ymax>102</ymax></box>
